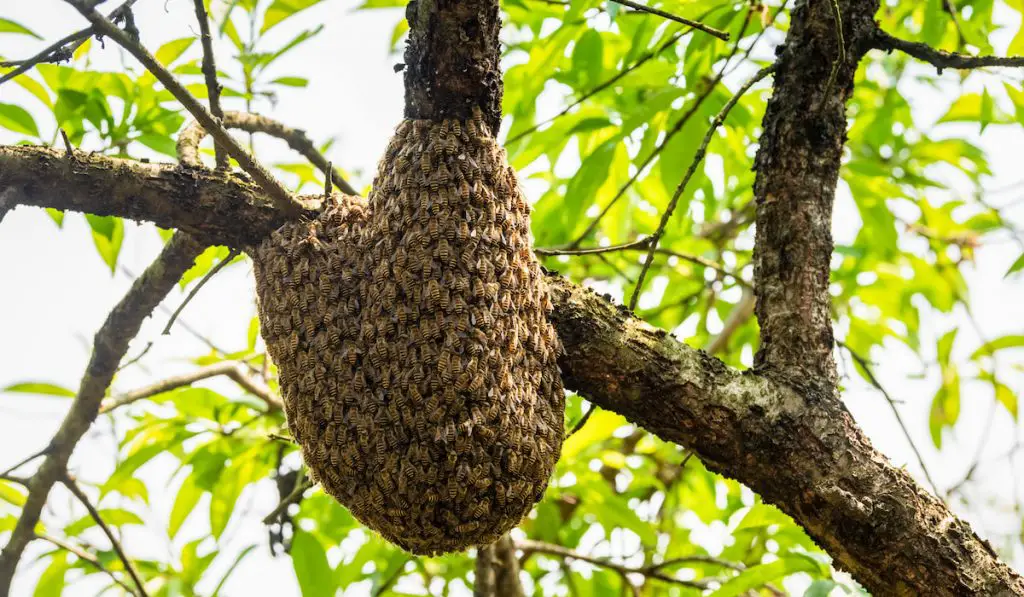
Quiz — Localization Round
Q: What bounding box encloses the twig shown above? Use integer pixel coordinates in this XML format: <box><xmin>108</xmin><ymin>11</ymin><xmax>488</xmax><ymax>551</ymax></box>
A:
<box><xmin>324</xmin><ymin>161</ymin><xmax>333</xmax><ymax>198</ymax></box>
<box><xmin>0</xmin><ymin>233</ymin><xmax>203</xmax><ymax>593</ymax></box>
<box><xmin>162</xmin><ymin>248</ymin><xmax>239</xmax><ymax>335</ymax></box>
<box><xmin>820</xmin><ymin>0</ymin><xmax>846</xmax><ymax>109</ymax></box>
<box><xmin>515</xmin><ymin>540</ymin><xmax>714</xmax><ymax>591</ymax></box>
<box><xmin>839</xmin><ymin>341</ymin><xmax>941</xmax><ymax>496</ymax></box>
<box><xmin>177</xmin><ymin>111</ymin><xmax>358</xmax><ymax>195</ymax></box>
<box><xmin>0</xmin><ymin>0</ymin><xmax>139</xmax><ymax>86</ymax></box>
<box><xmin>536</xmin><ymin>239</ymin><xmax>651</xmax><ymax>256</ymax></box>
<box><xmin>608</xmin><ymin>0</ymin><xmax>728</xmax><ymax>41</ymax></box>
<box><xmin>566</xmin><ymin>404</ymin><xmax>596</xmax><ymax>437</ymax></box>
<box><xmin>0</xmin><ymin>447</ymin><xmax>50</xmax><ymax>479</ymax></box>
<box><xmin>100</xmin><ymin>360</ymin><xmax>282</xmax><ymax>413</ymax></box>
<box><xmin>262</xmin><ymin>471</ymin><xmax>313</xmax><ymax>524</ymax></box>
<box><xmin>629</xmin><ymin>65</ymin><xmax>775</xmax><ymax>310</ymax></box>
<box><xmin>873</xmin><ymin>30</ymin><xmax>1024</xmax><ymax>72</ymax></box>
<box><xmin>192</xmin><ymin>0</ymin><xmax>228</xmax><ymax>170</ymax></box>
<box><xmin>62</xmin><ymin>474</ymin><xmax>149</xmax><ymax>597</ymax></box>
<box><xmin>64</xmin><ymin>0</ymin><xmax>303</xmax><ymax>213</ymax></box>
<box><xmin>374</xmin><ymin>557</ymin><xmax>411</xmax><ymax>596</ymax></box>
<box><xmin>35</xmin><ymin>532</ymin><xmax>139</xmax><ymax>596</ymax></box>
<box><xmin>59</xmin><ymin>129</ymin><xmax>75</xmax><ymax>158</ymax></box>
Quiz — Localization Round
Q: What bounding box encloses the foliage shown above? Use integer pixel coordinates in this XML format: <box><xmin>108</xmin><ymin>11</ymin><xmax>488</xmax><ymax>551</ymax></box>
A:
<box><xmin>1</xmin><ymin>0</ymin><xmax>1023</xmax><ymax>595</ymax></box>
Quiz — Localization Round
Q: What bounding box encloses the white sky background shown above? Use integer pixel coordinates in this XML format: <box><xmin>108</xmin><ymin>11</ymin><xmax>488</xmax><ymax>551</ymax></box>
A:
<box><xmin>0</xmin><ymin>1</ymin><xmax>1022</xmax><ymax>595</ymax></box>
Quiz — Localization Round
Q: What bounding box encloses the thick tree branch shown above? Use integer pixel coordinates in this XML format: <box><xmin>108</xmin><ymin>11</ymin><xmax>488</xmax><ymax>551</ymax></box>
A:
<box><xmin>874</xmin><ymin>29</ymin><xmax>1024</xmax><ymax>71</ymax></box>
<box><xmin>3</xmin><ymin>156</ymin><xmax>1020</xmax><ymax>593</ymax></box>
<box><xmin>0</xmin><ymin>233</ymin><xmax>202</xmax><ymax>593</ymax></box>
<box><xmin>0</xmin><ymin>145</ymin><xmax>297</xmax><ymax>248</ymax></box>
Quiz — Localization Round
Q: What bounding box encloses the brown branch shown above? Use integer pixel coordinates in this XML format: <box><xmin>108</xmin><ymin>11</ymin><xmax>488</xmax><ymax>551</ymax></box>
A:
<box><xmin>61</xmin><ymin>474</ymin><xmax>148</xmax><ymax>597</ymax></box>
<box><xmin>607</xmin><ymin>0</ymin><xmax>727</xmax><ymax>41</ymax></box>
<box><xmin>99</xmin><ymin>360</ymin><xmax>282</xmax><ymax>413</ymax></box>
<box><xmin>493</xmin><ymin>535</ymin><xmax>525</xmax><ymax>597</ymax></box>
<box><xmin>162</xmin><ymin>248</ymin><xmax>239</xmax><ymax>335</ymax></box>
<box><xmin>0</xmin><ymin>0</ymin><xmax>139</xmax><ymax>86</ymax></box>
<box><xmin>516</xmin><ymin>539</ymin><xmax>712</xmax><ymax>591</ymax></box>
<box><xmin>0</xmin><ymin>233</ymin><xmax>203</xmax><ymax>593</ymax></box>
<box><xmin>35</xmin><ymin>533</ymin><xmax>139</xmax><ymax>596</ymax></box>
<box><xmin>64</xmin><ymin>0</ymin><xmax>303</xmax><ymax>213</ymax></box>
<box><xmin>261</xmin><ymin>471</ymin><xmax>313</xmax><ymax>525</ymax></box>
<box><xmin>191</xmin><ymin>0</ymin><xmax>228</xmax><ymax>170</ymax></box>
<box><xmin>0</xmin><ymin>145</ymin><xmax>298</xmax><ymax>248</ymax></box>
<box><xmin>630</xmin><ymin>65</ymin><xmax>774</xmax><ymax>310</ymax></box>
<box><xmin>474</xmin><ymin>544</ymin><xmax>497</xmax><ymax>597</ymax></box>
<box><xmin>177</xmin><ymin>111</ymin><xmax>358</xmax><ymax>195</ymax></box>
<box><xmin>874</xmin><ymin>30</ymin><xmax>1024</xmax><ymax>72</ymax></box>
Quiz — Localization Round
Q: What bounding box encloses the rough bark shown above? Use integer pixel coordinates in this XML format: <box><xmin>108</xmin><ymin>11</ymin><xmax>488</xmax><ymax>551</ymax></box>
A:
<box><xmin>751</xmin><ymin>0</ymin><xmax>879</xmax><ymax>390</ymax></box>
<box><xmin>0</xmin><ymin>145</ymin><xmax>296</xmax><ymax>247</ymax></box>
<box><xmin>404</xmin><ymin>0</ymin><xmax>503</xmax><ymax>135</ymax></box>
<box><xmin>2</xmin><ymin>150</ymin><xmax>1021</xmax><ymax>595</ymax></box>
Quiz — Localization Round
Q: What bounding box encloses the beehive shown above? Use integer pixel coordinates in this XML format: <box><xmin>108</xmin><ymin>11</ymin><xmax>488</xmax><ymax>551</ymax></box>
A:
<box><xmin>251</xmin><ymin>111</ymin><xmax>565</xmax><ymax>554</ymax></box>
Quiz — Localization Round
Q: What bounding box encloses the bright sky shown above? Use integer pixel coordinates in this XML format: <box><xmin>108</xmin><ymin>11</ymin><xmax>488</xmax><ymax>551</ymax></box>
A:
<box><xmin>0</xmin><ymin>1</ymin><xmax>1022</xmax><ymax>596</ymax></box>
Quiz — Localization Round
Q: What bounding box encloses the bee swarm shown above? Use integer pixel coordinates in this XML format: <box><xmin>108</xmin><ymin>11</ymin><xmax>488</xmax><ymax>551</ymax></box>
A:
<box><xmin>252</xmin><ymin>111</ymin><xmax>565</xmax><ymax>554</ymax></box>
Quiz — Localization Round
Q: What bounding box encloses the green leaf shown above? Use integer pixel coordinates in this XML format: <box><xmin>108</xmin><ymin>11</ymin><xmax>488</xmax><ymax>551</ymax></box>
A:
<box><xmin>0</xmin><ymin>102</ymin><xmax>40</xmax><ymax>137</ymax></box>
<box><xmin>929</xmin><ymin>365</ymin><xmax>961</xmax><ymax>448</ymax></box>
<box><xmin>0</xmin><ymin>480</ymin><xmax>27</xmax><ymax>507</ymax></box>
<box><xmin>262</xmin><ymin>0</ymin><xmax>327</xmax><ymax>33</ymax></box>
<box><xmin>1005</xmin><ymin>253</ymin><xmax>1024</xmax><ymax>279</ymax></box>
<box><xmin>169</xmin><ymin>475</ymin><xmax>204</xmax><ymax>539</ymax></box>
<box><xmin>995</xmin><ymin>381</ymin><xmax>1018</xmax><ymax>420</ymax></box>
<box><xmin>86</xmin><ymin>215</ymin><xmax>125</xmax><ymax>273</ymax></box>
<box><xmin>155</xmin><ymin>38</ymin><xmax>196</xmax><ymax>66</ymax></box>
<box><xmin>0</xmin><ymin>18</ymin><xmax>42</xmax><ymax>39</ymax></box>
<box><xmin>970</xmin><ymin>335</ymin><xmax>1024</xmax><ymax>360</ymax></box>
<box><xmin>709</xmin><ymin>555</ymin><xmax>822</xmax><ymax>597</ymax></box>
<box><xmin>270</xmin><ymin>76</ymin><xmax>309</xmax><ymax>87</ymax></box>
<box><xmin>65</xmin><ymin>508</ymin><xmax>144</xmax><ymax>535</ymax></box>
<box><xmin>2</xmin><ymin>382</ymin><xmax>76</xmax><ymax>397</ymax></box>
<box><xmin>292</xmin><ymin>530</ymin><xmax>335</xmax><ymax>597</ymax></box>
<box><xmin>34</xmin><ymin>553</ymin><xmax>68</xmax><ymax>597</ymax></box>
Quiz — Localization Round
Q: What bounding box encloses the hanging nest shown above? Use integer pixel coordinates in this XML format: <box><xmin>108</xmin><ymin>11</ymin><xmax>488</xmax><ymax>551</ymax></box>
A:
<box><xmin>251</xmin><ymin>111</ymin><xmax>565</xmax><ymax>555</ymax></box>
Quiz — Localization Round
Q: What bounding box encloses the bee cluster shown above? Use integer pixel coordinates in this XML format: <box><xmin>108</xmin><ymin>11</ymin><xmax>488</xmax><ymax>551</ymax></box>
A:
<box><xmin>252</xmin><ymin>110</ymin><xmax>565</xmax><ymax>554</ymax></box>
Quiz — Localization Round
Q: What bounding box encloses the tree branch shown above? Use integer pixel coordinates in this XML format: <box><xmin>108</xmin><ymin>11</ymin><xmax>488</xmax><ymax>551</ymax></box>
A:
<box><xmin>873</xmin><ymin>29</ymin><xmax>1024</xmax><ymax>72</ymax></box>
<box><xmin>607</xmin><ymin>0</ymin><xmax>727</xmax><ymax>41</ymax></box>
<box><xmin>99</xmin><ymin>360</ymin><xmax>282</xmax><ymax>413</ymax></box>
<box><xmin>35</xmin><ymin>533</ymin><xmax>139</xmax><ymax>596</ymax></box>
<box><xmin>516</xmin><ymin>539</ymin><xmax>712</xmax><ymax>591</ymax></box>
<box><xmin>177</xmin><ymin>111</ymin><xmax>358</xmax><ymax>195</ymax></box>
<box><xmin>191</xmin><ymin>0</ymin><xmax>228</xmax><ymax>170</ymax></box>
<box><xmin>61</xmin><ymin>474</ymin><xmax>148</xmax><ymax>597</ymax></box>
<box><xmin>0</xmin><ymin>234</ymin><xmax>202</xmax><ymax>593</ymax></box>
